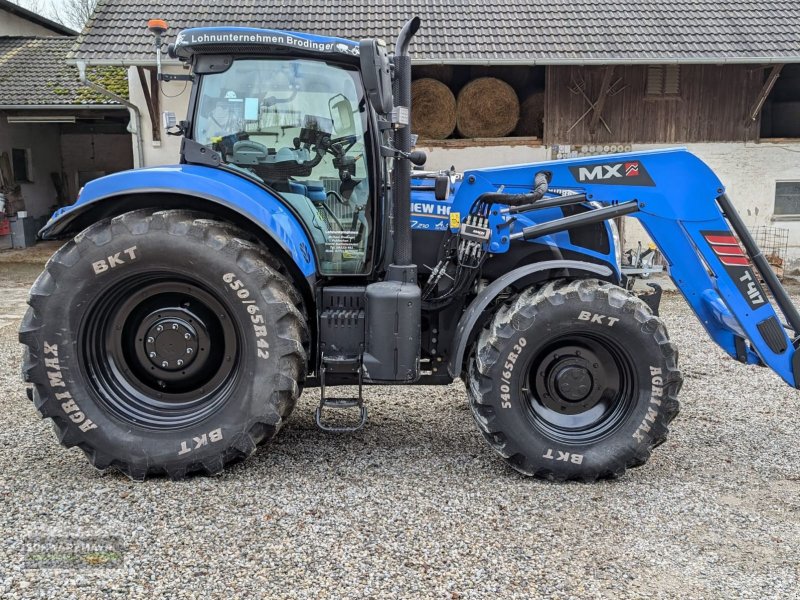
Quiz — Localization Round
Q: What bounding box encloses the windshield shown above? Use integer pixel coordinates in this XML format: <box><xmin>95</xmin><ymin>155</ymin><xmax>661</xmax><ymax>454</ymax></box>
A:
<box><xmin>194</xmin><ymin>58</ymin><xmax>372</xmax><ymax>275</ymax></box>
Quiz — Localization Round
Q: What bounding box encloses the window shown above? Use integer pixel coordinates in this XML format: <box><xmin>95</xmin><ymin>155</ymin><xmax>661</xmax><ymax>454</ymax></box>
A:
<box><xmin>194</xmin><ymin>58</ymin><xmax>372</xmax><ymax>275</ymax></box>
<box><xmin>645</xmin><ymin>65</ymin><xmax>680</xmax><ymax>98</ymax></box>
<box><xmin>774</xmin><ymin>181</ymin><xmax>800</xmax><ymax>219</ymax></box>
<box><xmin>12</xmin><ymin>148</ymin><xmax>31</xmax><ymax>182</ymax></box>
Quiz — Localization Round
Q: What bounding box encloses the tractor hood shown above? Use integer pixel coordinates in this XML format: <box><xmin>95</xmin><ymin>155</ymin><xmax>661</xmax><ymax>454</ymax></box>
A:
<box><xmin>170</xmin><ymin>27</ymin><xmax>361</xmax><ymax>64</ymax></box>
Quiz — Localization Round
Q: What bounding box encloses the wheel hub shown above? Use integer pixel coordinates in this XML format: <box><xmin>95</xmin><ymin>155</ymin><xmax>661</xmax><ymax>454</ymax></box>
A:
<box><xmin>132</xmin><ymin>306</ymin><xmax>213</xmax><ymax>384</ymax></box>
<box><xmin>555</xmin><ymin>365</ymin><xmax>593</xmax><ymax>401</ymax></box>
<box><xmin>535</xmin><ymin>345</ymin><xmax>608</xmax><ymax>416</ymax></box>
<box><xmin>144</xmin><ymin>317</ymin><xmax>198</xmax><ymax>370</ymax></box>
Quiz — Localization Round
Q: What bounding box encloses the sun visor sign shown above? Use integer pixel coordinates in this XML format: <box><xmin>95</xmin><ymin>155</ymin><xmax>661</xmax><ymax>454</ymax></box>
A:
<box><xmin>174</xmin><ymin>28</ymin><xmax>360</xmax><ymax>57</ymax></box>
<box><xmin>569</xmin><ymin>160</ymin><xmax>655</xmax><ymax>186</ymax></box>
<box><xmin>703</xmin><ymin>231</ymin><xmax>767</xmax><ymax>309</ymax></box>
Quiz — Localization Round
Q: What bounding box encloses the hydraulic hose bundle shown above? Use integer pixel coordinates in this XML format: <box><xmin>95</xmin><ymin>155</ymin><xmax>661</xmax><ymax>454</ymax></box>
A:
<box><xmin>422</xmin><ymin>169</ymin><xmax>553</xmax><ymax>309</ymax></box>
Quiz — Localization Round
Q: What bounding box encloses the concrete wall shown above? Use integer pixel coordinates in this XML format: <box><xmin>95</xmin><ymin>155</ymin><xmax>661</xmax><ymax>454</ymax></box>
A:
<box><xmin>0</xmin><ymin>116</ymin><xmax>62</xmax><ymax>217</ymax></box>
<box><xmin>0</xmin><ymin>8</ymin><xmax>62</xmax><ymax>36</ymax></box>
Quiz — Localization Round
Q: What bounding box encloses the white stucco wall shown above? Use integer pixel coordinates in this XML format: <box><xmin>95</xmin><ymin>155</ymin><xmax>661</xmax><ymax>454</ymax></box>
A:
<box><xmin>126</xmin><ymin>65</ymin><xmax>192</xmax><ymax>166</ymax></box>
<box><xmin>419</xmin><ymin>143</ymin><xmax>550</xmax><ymax>170</ymax></box>
<box><xmin>0</xmin><ymin>116</ymin><xmax>62</xmax><ymax>217</ymax></box>
<box><xmin>0</xmin><ymin>8</ymin><xmax>63</xmax><ymax>37</ymax></box>
<box><xmin>620</xmin><ymin>142</ymin><xmax>800</xmax><ymax>267</ymax></box>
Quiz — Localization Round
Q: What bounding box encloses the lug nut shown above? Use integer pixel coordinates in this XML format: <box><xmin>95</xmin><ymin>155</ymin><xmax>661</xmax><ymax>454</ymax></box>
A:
<box><xmin>156</xmin><ymin>325</ymin><xmax>163</xmax><ymax>332</ymax></box>
<box><xmin>186</xmin><ymin>347</ymin><xmax>193</xmax><ymax>354</ymax></box>
<box><xmin>177</xmin><ymin>359</ymin><xmax>184</xmax><ymax>367</ymax></box>
<box><xmin>184</xmin><ymin>333</ymin><xmax>191</xmax><ymax>340</ymax></box>
<box><xmin>149</xmin><ymin>351</ymin><xmax>156</xmax><ymax>358</ymax></box>
<box><xmin>172</xmin><ymin>323</ymin><xmax>178</xmax><ymax>330</ymax></box>
<box><xmin>161</xmin><ymin>361</ymin><xmax>169</xmax><ymax>368</ymax></box>
<box><xmin>147</xmin><ymin>336</ymin><xmax>154</xmax><ymax>344</ymax></box>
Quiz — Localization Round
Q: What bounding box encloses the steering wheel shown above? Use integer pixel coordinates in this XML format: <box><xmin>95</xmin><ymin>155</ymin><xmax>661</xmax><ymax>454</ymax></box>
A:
<box><xmin>326</xmin><ymin>135</ymin><xmax>358</xmax><ymax>158</ymax></box>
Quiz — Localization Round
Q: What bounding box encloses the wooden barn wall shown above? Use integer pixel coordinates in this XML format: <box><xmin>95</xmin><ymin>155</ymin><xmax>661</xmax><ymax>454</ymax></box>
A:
<box><xmin>544</xmin><ymin>64</ymin><xmax>765</xmax><ymax>145</ymax></box>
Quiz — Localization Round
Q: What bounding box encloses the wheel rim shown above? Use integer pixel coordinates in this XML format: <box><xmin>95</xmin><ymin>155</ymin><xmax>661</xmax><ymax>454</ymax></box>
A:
<box><xmin>81</xmin><ymin>274</ymin><xmax>240</xmax><ymax>430</ymax></box>
<box><xmin>524</xmin><ymin>332</ymin><xmax>637</xmax><ymax>444</ymax></box>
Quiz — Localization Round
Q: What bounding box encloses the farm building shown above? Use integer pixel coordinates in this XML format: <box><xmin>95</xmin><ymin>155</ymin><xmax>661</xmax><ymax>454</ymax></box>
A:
<box><xmin>66</xmin><ymin>0</ymin><xmax>800</xmax><ymax>264</ymax></box>
<box><xmin>0</xmin><ymin>0</ymin><xmax>132</xmax><ymax>247</ymax></box>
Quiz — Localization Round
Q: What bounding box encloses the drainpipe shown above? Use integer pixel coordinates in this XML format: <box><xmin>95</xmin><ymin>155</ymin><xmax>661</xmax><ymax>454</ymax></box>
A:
<box><xmin>76</xmin><ymin>60</ymin><xmax>145</xmax><ymax>168</ymax></box>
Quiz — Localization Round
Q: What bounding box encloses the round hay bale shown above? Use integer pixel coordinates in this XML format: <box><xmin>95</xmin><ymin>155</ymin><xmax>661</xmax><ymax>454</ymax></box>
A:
<box><xmin>514</xmin><ymin>91</ymin><xmax>544</xmax><ymax>137</ymax></box>
<box><xmin>456</xmin><ymin>77</ymin><xmax>520</xmax><ymax>138</ymax></box>
<box><xmin>412</xmin><ymin>65</ymin><xmax>454</xmax><ymax>86</ymax></box>
<box><xmin>411</xmin><ymin>78</ymin><xmax>457</xmax><ymax>140</ymax></box>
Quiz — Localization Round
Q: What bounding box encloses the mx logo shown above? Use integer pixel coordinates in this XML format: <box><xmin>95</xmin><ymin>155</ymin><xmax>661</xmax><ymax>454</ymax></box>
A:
<box><xmin>569</xmin><ymin>160</ymin><xmax>655</xmax><ymax>186</ymax></box>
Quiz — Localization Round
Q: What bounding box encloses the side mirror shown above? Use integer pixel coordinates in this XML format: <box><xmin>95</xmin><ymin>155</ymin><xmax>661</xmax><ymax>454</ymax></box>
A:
<box><xmin>434</xmin><ymin>175</ymin><xmax>450</xmax><ymax>201</ymax></box>
<box><xmin>329</xmin><ymin>94</ymin><xmax>355</xmax><ymax>135</ymax></box>
<box><xmin>359</xmin><ymin>39</ymin><xmax>393</xmax><ymax>114</ymax></box>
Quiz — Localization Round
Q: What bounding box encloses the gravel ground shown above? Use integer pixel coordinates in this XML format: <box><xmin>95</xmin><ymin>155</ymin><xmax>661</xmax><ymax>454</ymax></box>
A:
<box><xmin>0</xmin><ymin>259</ymin><xmax>799</xmax><ymax>599</ymax></box>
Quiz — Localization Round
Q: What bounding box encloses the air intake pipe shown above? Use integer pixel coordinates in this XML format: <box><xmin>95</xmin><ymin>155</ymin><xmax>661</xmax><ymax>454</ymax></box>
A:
<box><xmin>391</xmin><ymin>16</ymin><xmax>420</xmax><ymax>271</ymax></box>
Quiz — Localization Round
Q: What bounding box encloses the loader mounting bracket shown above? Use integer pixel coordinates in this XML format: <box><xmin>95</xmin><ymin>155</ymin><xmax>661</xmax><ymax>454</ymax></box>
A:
<box><xmin>636</xmin><ymin>282</ymin><xmax>663</xmax><ymax>316</ymax></box>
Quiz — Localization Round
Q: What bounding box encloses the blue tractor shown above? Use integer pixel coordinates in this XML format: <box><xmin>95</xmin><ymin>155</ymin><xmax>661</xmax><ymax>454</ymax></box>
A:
<box><xmin>20</xmin><ymin>18</ymin><xmax>800</xmax><ymax>481</ymax></box>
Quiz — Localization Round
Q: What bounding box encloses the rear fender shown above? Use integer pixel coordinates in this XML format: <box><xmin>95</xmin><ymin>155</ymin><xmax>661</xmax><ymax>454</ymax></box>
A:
<box><xmin>41</xmin><ymin>164</ymin><xmax>317</xmax><ymax>279</ymax></box>
<box><xmin>447</xmin><ymin>260</ymin><xmax>614</xmax><ymax>378</ymax></box>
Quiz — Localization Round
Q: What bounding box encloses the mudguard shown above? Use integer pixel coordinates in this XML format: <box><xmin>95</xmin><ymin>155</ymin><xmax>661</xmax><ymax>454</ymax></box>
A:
<box><xmin>40</xmin><ymin>164</ymin><xmax>317</xmax><ymax>278</ymax></box>
<box><xmin>447</xmin><ymin>260</ymin><xmax>614</xmax><ymax>378</ymax></box>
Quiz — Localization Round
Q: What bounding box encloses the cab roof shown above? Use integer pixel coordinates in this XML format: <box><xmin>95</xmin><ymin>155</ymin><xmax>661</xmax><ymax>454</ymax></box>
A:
<box><xmin>171</xmin><ymin>27</ymin><xmax>361</xmax><ymax>64</ymax></box>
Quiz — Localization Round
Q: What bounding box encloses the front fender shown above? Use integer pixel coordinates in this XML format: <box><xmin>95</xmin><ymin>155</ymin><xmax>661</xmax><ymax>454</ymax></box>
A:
<box><xmin>41</xmin><ymin>164</ymin><xmax>317</xmax><ymax>277</ymax></box>
<box><xmin>447</xmin><ymin>260</ymin><xmax>614</xmax><ymax>379</ymax></box>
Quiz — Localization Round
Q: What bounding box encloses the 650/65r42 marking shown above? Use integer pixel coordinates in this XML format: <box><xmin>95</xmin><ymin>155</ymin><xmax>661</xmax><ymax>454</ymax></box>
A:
<box><xmin>222</xmin><ymin>272</ymin><xmax>270</xmax><ymax>359</ymax></box>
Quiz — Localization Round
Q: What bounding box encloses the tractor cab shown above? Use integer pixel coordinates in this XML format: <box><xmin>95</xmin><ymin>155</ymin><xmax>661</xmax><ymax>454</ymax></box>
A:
<box><xmin>168</xmin><ymin>27</ymin><xmax>392</xmax><ymax>276</ymax></box>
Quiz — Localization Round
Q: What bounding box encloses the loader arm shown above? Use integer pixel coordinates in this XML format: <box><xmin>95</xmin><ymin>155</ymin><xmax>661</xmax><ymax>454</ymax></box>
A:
<box><xmin>463</xmin><ymin>148</ymin><xmax>800</xmax><ymax>388</ymax></box>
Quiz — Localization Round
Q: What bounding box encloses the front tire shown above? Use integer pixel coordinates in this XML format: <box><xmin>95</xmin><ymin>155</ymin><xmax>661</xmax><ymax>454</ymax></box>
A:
<box><xmin>467</xmin><ymin>279</ymin><xmax>682</xmax><ymax>481</ymax></box>
<box><xmin>19</xmin><ymin>210</ymin><xmax>308</xmax><ymax>480</ymax></box>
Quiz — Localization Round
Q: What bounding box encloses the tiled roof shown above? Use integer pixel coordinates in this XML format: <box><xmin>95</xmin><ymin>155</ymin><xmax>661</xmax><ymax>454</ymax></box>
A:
<box><xmin>0</xmin><ymin>37</ymin><xmax>126</xmax><ymax>107</ymax></box>
<box><xmin>70</xmin><ymin>0</ymin><xmax>800</xmax><ymax>65</ymax></box>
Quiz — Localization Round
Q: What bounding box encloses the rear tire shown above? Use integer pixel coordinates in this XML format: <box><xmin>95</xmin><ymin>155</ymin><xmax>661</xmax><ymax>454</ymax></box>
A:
<box><xmin>19</xmin><ymin>209</ymin><xmax>308</xmax><ymax>480</ymax></box>
<box><xmin>467</xmin><ymin>278</ymin><xmax>681</xmax><ymax>481</ymax></box>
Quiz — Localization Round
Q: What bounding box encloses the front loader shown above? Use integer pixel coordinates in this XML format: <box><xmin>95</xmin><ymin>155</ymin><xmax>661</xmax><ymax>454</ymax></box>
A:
<box><xmin>19</xmin><ymin>18</ymin><xmax>800</xmax><ymax>481</ymax></box>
